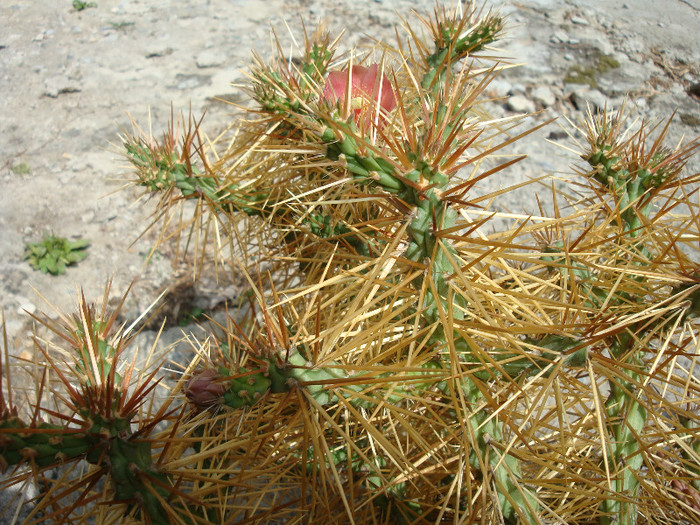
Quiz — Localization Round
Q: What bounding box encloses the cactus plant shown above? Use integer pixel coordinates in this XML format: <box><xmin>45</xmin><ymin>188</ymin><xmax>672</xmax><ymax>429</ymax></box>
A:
<box><xmin>2</xmin><ymin>2</ymin><xmax>700</xmax><ymax>524</ymax></box>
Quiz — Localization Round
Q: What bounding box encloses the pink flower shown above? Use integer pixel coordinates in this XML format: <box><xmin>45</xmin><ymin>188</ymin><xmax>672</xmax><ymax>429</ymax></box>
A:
<box><xmin>185</xmin><ymin>368</ymin><xmax>227</xmax><ymax>409</ymax></box>
<box><xmin>323</xmin><ymin>64</ymin><xmax>396</xmax><ymax>123</ymax></box>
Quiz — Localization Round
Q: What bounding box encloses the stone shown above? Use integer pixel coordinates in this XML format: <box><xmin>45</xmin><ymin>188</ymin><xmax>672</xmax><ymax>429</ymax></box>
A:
<box><xmin>633</xmin><ymin>97</ymin><xmax>648</xmax><ymax>109</ymax></box>
<box><xmin>596</xmin><ymin>59</ymin><xmax>649</xmax><ymax>97</ymax></box>
<box><xmin>488</xmin><ymin>78</ymin><xmax>512</xmax><ymax>98</ymax></box>
<box><xmin>588</xmin><ymin>36</ymin><xmax>615</xmax><ymax>56</ymax></box>
<box><xmin>171</xmin><ymin>73</ymin><xmax>212</xmax><ymax>90</ymax></box>
<box><xmin>146</xmin><ymin>46</ymin><xmax>173</xmax><ymax>58</ymax></box>
<box><xmin>569</xmin><ymin>88</ymin><xmax>608</xmax><ymax>113</ymax></box>
<box><xmin>550</xmin><ymin>31</ymin><xmax>568</xmax><ymax>44</ymax></box>
<box><xmin>509</xmin><ymin>83</ymin><xmax>527</xmax><ymax>96</ymax></box>
<box><xmin>506</xmin><ymin>94</ymin><xmax>536</xmax><ymax>114</ymax></box>
<box><xmin>195</xmin><ymin>50</ymin><xmax>226</xmax><ymax>69</ymax></box>
<box><xmin>531</xmin><ymin>86</ymin><xmax>556</xmax><ymax>108</ymax></box>
<box><xmin>547</xmin><ymin>129</ymin><xmax>569</xmax><ymax>141</ymax></box>
<box><xmin>43</xmin><ymin>75</ymin><xmax>81</xmax><ymax>98</ymax></box>
<box><xmin>17</xmin><ymin>298</ymin><xmax>36</xmax><ymax>315</ymax></box>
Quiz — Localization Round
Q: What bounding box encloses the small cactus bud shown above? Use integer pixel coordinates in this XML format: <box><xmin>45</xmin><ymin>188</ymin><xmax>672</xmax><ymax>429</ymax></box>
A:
<box><xmin>185</xmin><ymin>369</ymin><xmax>227</xmax><ymax>409</ymax></box>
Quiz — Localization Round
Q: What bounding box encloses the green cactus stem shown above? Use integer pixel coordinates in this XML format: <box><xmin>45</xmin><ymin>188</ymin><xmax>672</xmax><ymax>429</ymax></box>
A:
<box><xmin>316</xmin><ymin>49</ymin><xmax>541</xmax><ymax>525</ymax></box>
<box><xmin>599</xmin><ymin>349</ymin><xmax>646</xmax><ymax>525</ymax></box>
<box><xmin>0</xmin><ymin>414</ymin><xmax>172</xmax><ymax>525</ymax></box>
<box><xmin>0</xmin><ymin>419</ymin><xmax>91</xmax><ymax>470</ymax></box>
<box><xmin>461</xmin><ymin>378</ymin><xmax>539</xmax><ymax>525</ymax></box>
<box><xmin>421</xmin><ymin>13</ymin><xmax>504</xmax><ymax>91</ymax></box>
<box><xmin>581</xmin><ymin>109</ymin><xmax>696</xmax><ymax>525</ymax></box>
<box><xmin>188</xmin><ymin>350</ymin><xmax>445</xmax><ymax>413</ymax></box>
<box><xmin>253</xmin><ymin>30</ymin><xmax>336</xmax><ymax>116</ymax></box>
<box><xmin>125</xmin><ymin>141</ymin><xmax>272</xmax><ymax>215</ymax></box>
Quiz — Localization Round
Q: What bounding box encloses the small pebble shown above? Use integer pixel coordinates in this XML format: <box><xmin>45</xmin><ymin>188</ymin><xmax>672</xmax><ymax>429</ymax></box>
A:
<box><xmin>146</xmin><ymin>46</ymin><xmax>173</xmax><ymax>58</ymax></box>
<box><xmin>509</xmin><ymin>83</ymin><xmax>527</xmax><ymax>95</ymax></box>
<box><xmin>550</xmin><ymin>31</ymin><xmax>568</xmax><ymax>44</ymax></box>
<box><xmin>196</xmin><ymin>50</ymin><xmax>226</xmax><ymax>69</ymax></box>
<box><xmin>17</xmin><ymin>299</ymin><xmax>36</xmax><ymax>315</ymax></box>
<box><xmin>506</xmin><ymin>95</ymin><xmax>536</xmax><ymax>114</ymax></box>
<box><xmin>531</xmin><ymin>86</ymin><xmax>556</xmax><ymax>108</ymax></box>
<box><xmin>488</xmin><ymin>78</ymin><xmax>512</xmax><ymax>98</ymax></box>
<box><xmin>569</xmin><ymin>88</ymin><xmax>608</xmax><ymax>113</ymax></box>
<box><xmin>44</xmin><ymin>75</ymin><xmax>81</xmax><ymax>97</ymax></box>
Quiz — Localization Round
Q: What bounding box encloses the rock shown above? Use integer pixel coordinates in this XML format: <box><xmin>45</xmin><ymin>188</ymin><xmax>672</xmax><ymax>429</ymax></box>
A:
<box><xmin>506</xmin><ymin>94</ymin><xmax>536</xmax><ymax>114</ymax></box>
<box><xmin>547</xmin><ymin>129</ymin><xmax>569</xmax><ymax>141</ymax></box>
<box><xmin>595</xmin><ymin>59</ymin><xmax>649</xmax><ymax>97</ymax></box>
<box><xmin>195</xmin><ymin>49</ymin><xmax>226</xmax><ymax>69</ymax></box>
<box><xmin>43</xmin><ymin>75</ymin><xmax>81</xmax><ymax>97</ymax></box>
<box><xmin>32</xmin><ymin>29</ymin><xmax>53</xmax><ymax>42</ymax></box>
<box><xmin>569</xmin><ymin>88</ymin><xmax>609</xmax><ymax>113</ymax></box>
<box><xmin>588</xmin><ymin>36</ymin><xmax>615</xmax><ymax>56</ymax></box>
<box><xmin>146</xmin><ymin>46</ymin><xmax>173</xmax><ymax>58</ymax></box>
<box><xmin>487</xmin><ymin>78</ymin><xmax>512</xmax><ymax>98</ymax></box>
<box><xmin>509</xmin><ymin>83</ymin><xmax>527</xmax><ymax>96</ymax></box>
<box><xmin>550</xmin><ymin>31</ymin><xmax>568</xmax><ymax>44</ymax></box>
<box><xmin>531</xmin><ymin>86</ymin><xmax>556</xmax><ymax>108</ymax></box>
<box><xmin>171</xmin><ymin>73</ymin><xmax>212</xmax><ymax>90</ymax></box>
<box><xmin>633</xmin><ymin>97</ymin><xmax>648</xmax><ymax>110</ymax></box>
<box><xmin>16</xmin><ymin>298</ymin><xmax>36</xmax><ymax>315</ymax></box>
<box><xmin>617</xmin><ymin>34</ymin><xmax>645</xmax><ymax>55</ymax></box>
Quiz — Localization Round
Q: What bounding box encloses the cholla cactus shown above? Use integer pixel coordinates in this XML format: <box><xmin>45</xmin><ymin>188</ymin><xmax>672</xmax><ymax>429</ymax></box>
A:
<box><xmin>2</xmin><ymin>2</ymin><xmax>700</xmax><ymax>524</ymax></box>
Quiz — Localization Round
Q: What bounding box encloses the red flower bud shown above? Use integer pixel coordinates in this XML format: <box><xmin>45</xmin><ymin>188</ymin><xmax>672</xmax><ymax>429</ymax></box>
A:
<box><xmin>323</xmin><ymin>64</ymin><xmax>396</xmax><ymax>124</ymax></box>
<box><xmin>185</xmin><ymin>368</ymin><xmax>227</xmax><ymax>409</ymax></box>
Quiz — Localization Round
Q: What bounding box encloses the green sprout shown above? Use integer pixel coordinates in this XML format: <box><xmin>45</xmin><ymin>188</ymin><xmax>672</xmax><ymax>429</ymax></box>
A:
<box><xmin>72</xmin><ymin>0</ymin><xmax>97</xmax><ymax>11</ymax></box>
<box><xmin>11</xmin><ymin>162</ymin><xmax>30</xmax><ymax>176</ymax></box>
<box><xmin>109</xmin><ymin>21</ymin><xmax>135</xmax><ymax>30</ymax></box>
<box><xmin>25</xmin><ymin>235</ymin><xmax>90</xmax><ymax>275</ymax></box>
<box><xmin>564</xmin><ymin>50</ymin><xmax>620</xmax><ymax>88</ymax></box>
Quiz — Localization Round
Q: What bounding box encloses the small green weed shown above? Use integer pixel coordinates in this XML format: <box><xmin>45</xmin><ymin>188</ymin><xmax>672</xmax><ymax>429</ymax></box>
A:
<box><xmin>11</xmin><ymin>162</ymin><xmax>30</xmax><ymax>176</ymax></box>
<box><xmin>25</xmin><ymin>235</ymin><xmax>90</xmax><ymax>275</ymax></box>
<box><xmin>73</xmin><ymin>0</ymin><xmax>97</xmax><ymax>11</ymax></box>
<box><xmin>109</xmin><ymin>21</ymin><xmax>135</xmax><ymax>30</ymax></box>
<box><xmin>564</xmin><ymin>50</ymin><xmax>620</xmax><ymax>88</ymax></box>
